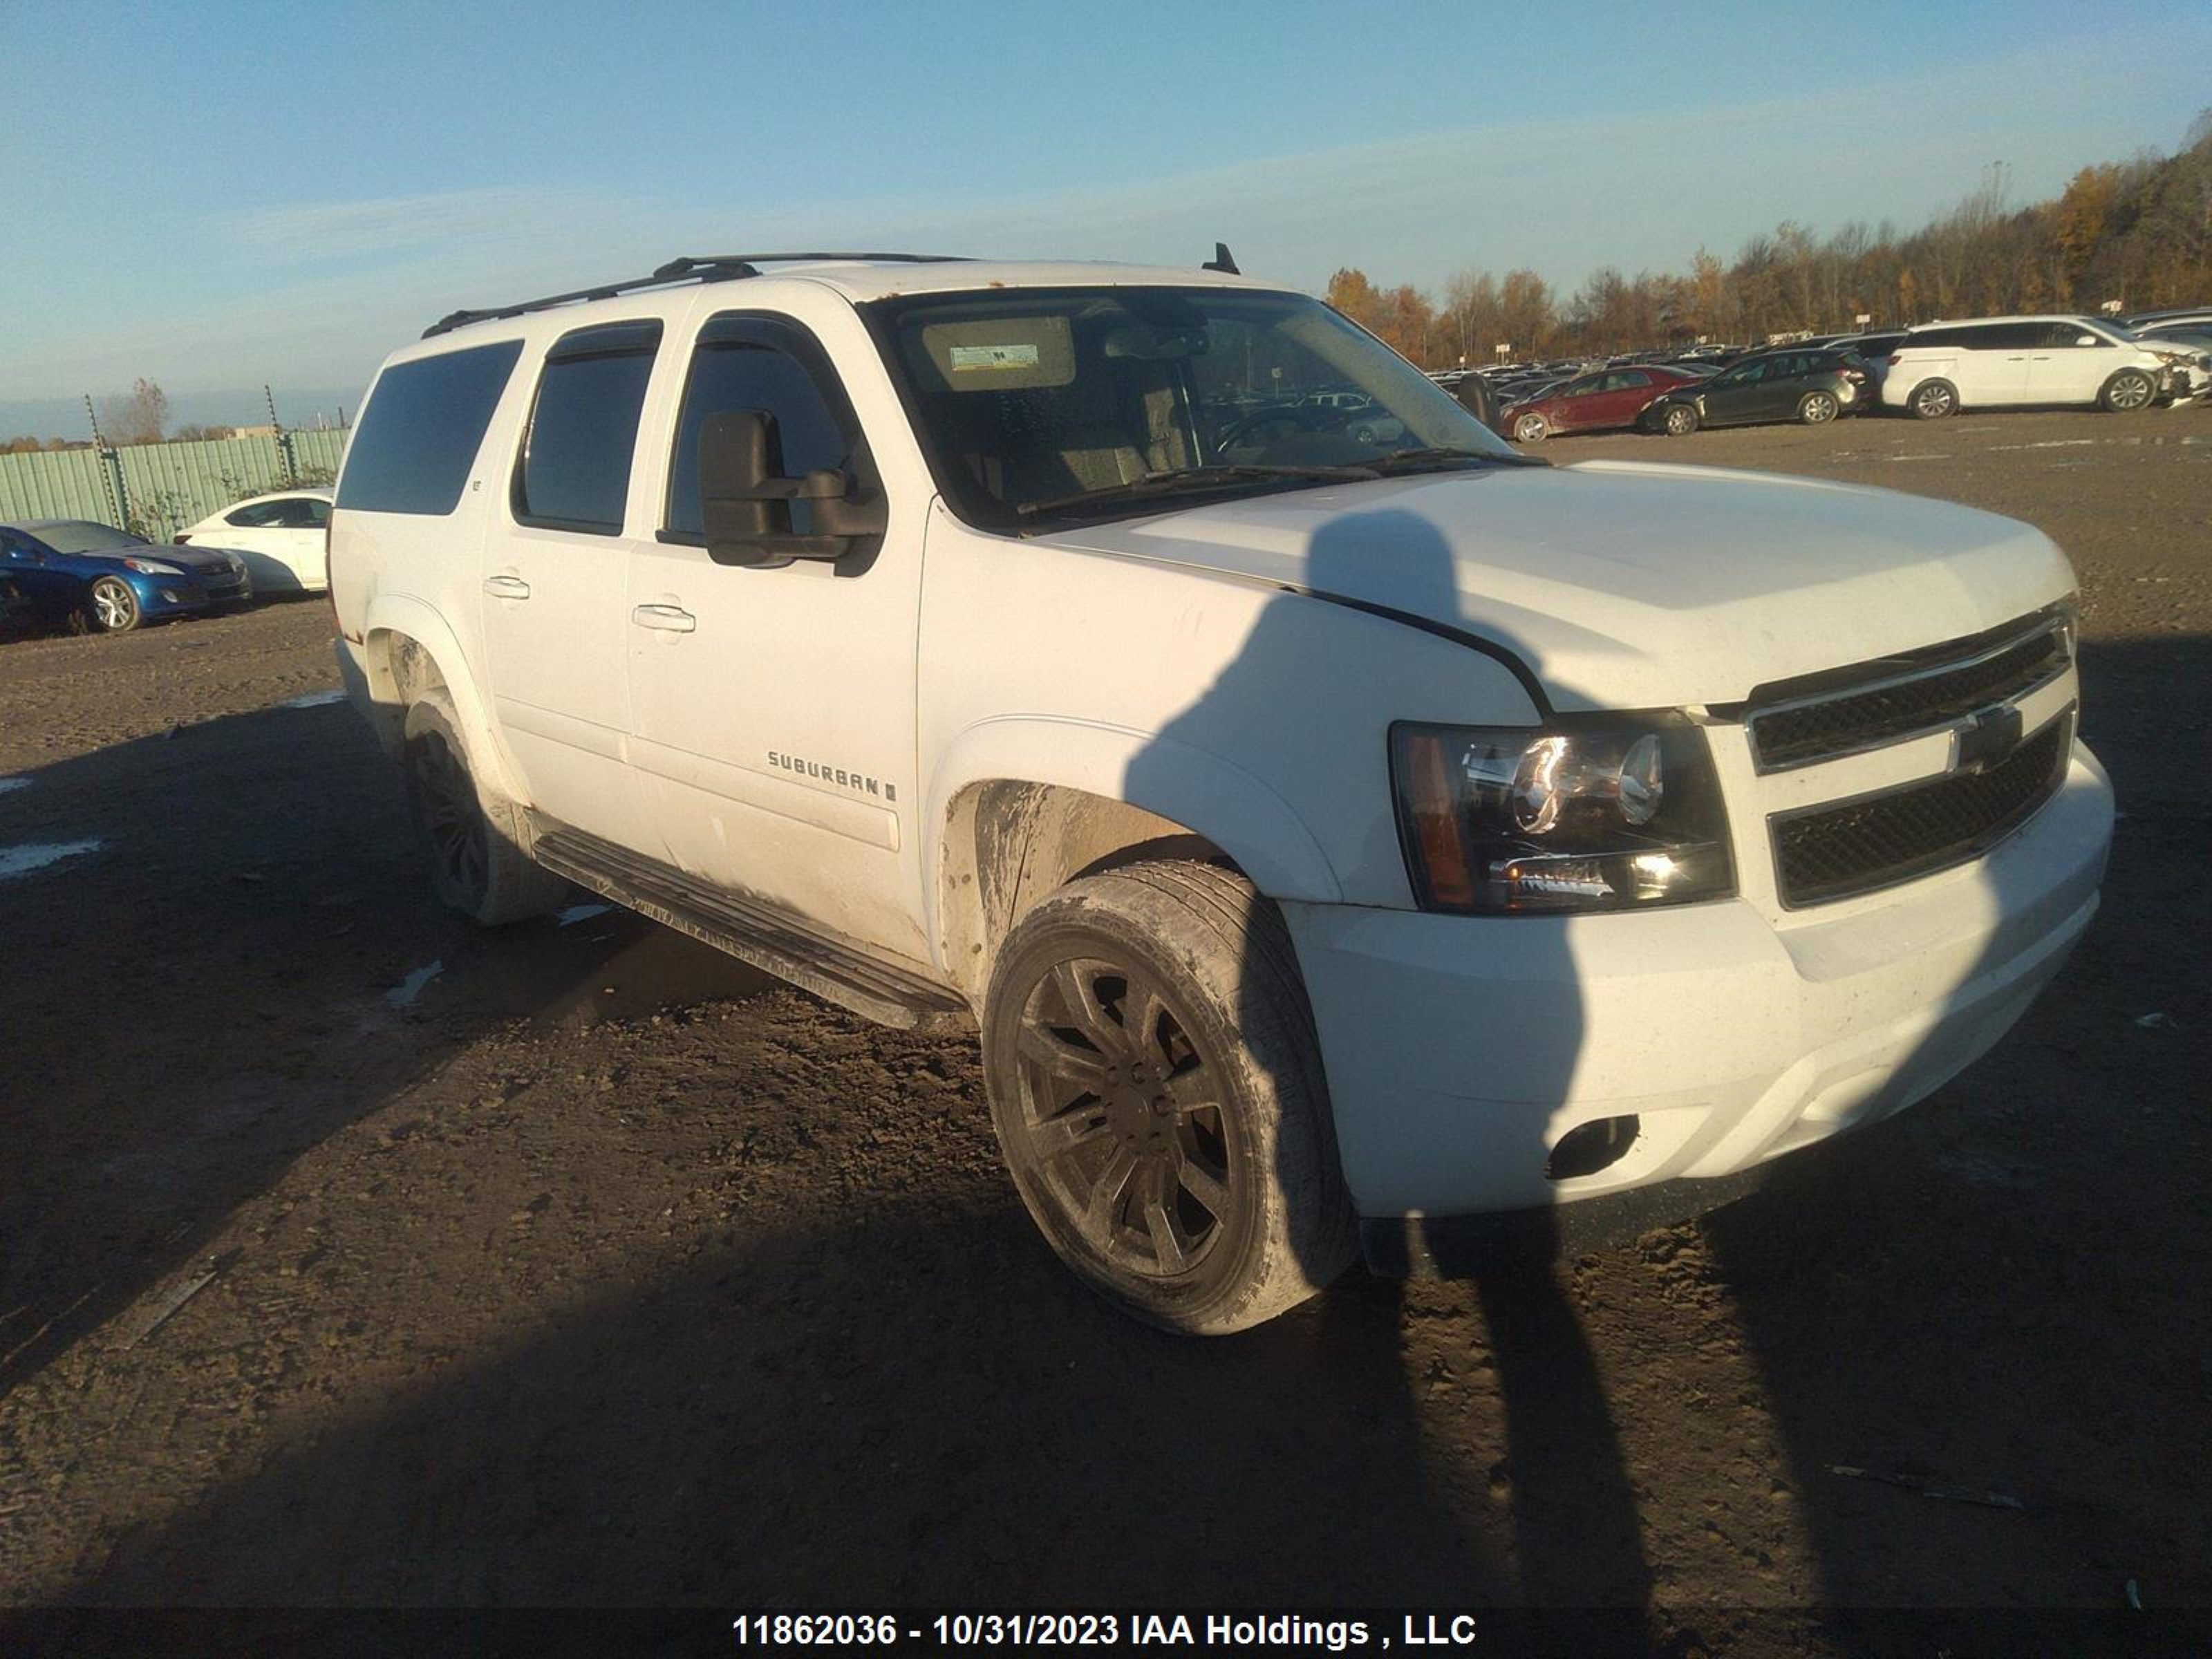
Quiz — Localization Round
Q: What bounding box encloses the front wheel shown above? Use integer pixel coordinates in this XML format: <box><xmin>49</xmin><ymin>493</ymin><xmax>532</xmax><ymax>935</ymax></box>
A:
<box><xmin>85</xmin><ymin>575</ymin><xmax>142</xmax><ymax>634</ymax></box>
<box><xmin>1512</xmin><ymin>412</ymin><xmax>1549</xmax><ymax>443</ymax></box>
<box><xmin>981</xmin><ymin>861</ymin><xmax>1356</xmax><ymax>1335</ymax></box>
<box><xmin>1909</xmin><ymin>379</ymin><xmax>1958</xmax><ymax>420</ymax></box>
<box><xmin>1798</xmin><ymin>391</ymin><xmax>1839</xmax><ymax>424</ymax></box>
<box><xmin>2101</xmin><ymin>368</ymin><xmax>2155</xmax><ymax>413</ymax></box>
<box><xmin>1660</xmin><ymin>403</ymin><xmax>1699</xmax><ymax>435</ymax></box>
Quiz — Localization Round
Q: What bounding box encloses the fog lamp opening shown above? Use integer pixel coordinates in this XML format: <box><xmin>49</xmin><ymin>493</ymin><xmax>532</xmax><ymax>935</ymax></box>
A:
<box><xmin>1545</xmin><ymin>1114</ymin><xmax>1641</xmax><ymax>1181</ymax></box>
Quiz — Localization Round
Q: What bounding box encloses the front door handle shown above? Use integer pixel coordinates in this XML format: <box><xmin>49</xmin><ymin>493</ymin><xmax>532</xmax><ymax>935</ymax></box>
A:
<box><xmin>483</xmin><ymin>574</ymin><xmax>532</xmax><ymax>599</ymax></box>
<box><xmin>631</xmin><ymin>603</ymin><xmax>696</xmax><ymax>634</ymax></box>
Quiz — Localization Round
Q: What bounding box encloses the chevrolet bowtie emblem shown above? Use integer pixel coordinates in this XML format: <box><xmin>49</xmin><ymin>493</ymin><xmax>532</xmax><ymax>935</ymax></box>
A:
<box><xmin>1952</xmin><ymin>704</ymin><xmax>2025</xmax><ymax>774</ymax></box>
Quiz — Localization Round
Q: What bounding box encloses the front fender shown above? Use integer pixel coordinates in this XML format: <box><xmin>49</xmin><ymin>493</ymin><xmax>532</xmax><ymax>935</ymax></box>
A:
<box><xmin>924</xmin><ymin>714</ymin><xmax>1342</xmax><ymax>964</ymax></box>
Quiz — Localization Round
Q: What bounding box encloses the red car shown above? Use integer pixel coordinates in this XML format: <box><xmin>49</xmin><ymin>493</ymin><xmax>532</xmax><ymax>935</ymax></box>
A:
<box><xmin>1503</xmin><ymin>365</ymin><xmax>1704</xmax><ymax>442</ymax></box>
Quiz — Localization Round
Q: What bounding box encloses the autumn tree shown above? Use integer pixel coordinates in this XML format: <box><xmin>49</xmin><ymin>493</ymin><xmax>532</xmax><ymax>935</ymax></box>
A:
<box><xmin>97</xmin><ymin>378</ymin><xmax>169</xmax><ymax>445</ymax></box>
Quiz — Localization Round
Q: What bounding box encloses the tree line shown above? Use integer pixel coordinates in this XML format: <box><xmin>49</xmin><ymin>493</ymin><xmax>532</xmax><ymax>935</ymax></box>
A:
<box><xmin>1327</xmin><ymin>113</ymin><xmax>2212</xmax><ymax>364</ymax></box>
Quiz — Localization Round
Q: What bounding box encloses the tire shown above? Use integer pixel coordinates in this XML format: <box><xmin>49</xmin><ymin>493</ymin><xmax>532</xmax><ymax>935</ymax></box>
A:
<box><xmin>2100</xmin><ymin>368</ymin><xmax>2155</xmax><ymax>413</ymax></box>
<box><xmin>401</xmin><ymin>688</ymin><xmax>568</xmax><ymax>926</ymax></box>
<box><xmin>1798</xmin><ymin>391</ymin><xmax>1839</xmax><ymax>424</ymax></box>
<box><xmin>980</xmin><ymin>861</ymin><xmax>1356</xmax><ymax>1335</ymax></box>
<box><xmin>84</xmin><ymin>575</ymin><xmax>141</xmax><ymax>635</ymax></box>
<box><xmin>1512</xmin><ymin>412</ymin><xmax>1549</xmax><ymax>443</ymax></box>
<box><xmin>1909</xmin><ymin>379</ymin><xmax>1958</xmax><ymax>420</ymax></box>
<box><xmin>1660</xmin><ymin>402</ymin><xmax>1699</xmax><ymax>436</ymax></box>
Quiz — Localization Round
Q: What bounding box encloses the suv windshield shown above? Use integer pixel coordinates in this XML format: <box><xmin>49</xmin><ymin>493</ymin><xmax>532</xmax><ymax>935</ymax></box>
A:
<box><xmin>866</xmin><ymin>285</ymin><xmax>1521</xmax><ymax>530</ymax></box>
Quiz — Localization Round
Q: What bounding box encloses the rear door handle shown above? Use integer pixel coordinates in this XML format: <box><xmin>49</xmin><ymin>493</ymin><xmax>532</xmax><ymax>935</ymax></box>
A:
<box><xmin>631</xmin><ymin>603</ymin><xmax>696</xmax><ymax>634</ymax></box>
<box><xmin>483</xmin><ymin>574</ymin><xmax>532</xmax><ymax>599</ymax></box>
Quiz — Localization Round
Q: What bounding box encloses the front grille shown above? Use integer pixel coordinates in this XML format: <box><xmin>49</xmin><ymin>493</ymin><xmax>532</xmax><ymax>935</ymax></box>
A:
<box><xmin>1748</xmin><ymin>614</ymin><xmax>2070</xmax><ymax>771</ymax></box>
<box><xmin>1772</xmin><ymin>715</ymin><xmax>2069</xmax><ymax>908</ymax></box>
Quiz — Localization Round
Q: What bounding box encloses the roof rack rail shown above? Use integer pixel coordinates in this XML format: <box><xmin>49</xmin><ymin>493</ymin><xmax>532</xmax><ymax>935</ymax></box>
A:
<box><xmin>422</xmin><ymin>252</ymin><xmax>971</xmax><ymax>339</ymax></box>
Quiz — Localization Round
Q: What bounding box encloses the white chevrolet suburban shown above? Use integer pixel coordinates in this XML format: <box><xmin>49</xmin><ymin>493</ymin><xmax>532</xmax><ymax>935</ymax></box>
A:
<box><xmin>331</xmin><ymin>252</ymin><xmax>2114</xmax><ymax>1333</ymax></box>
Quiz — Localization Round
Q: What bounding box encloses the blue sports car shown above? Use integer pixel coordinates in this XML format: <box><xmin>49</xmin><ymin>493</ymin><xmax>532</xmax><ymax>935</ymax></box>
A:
<box><xmin>0</xmin><ymin>518</ymin><xmax>252</xmax><ymax>635</ymax></box>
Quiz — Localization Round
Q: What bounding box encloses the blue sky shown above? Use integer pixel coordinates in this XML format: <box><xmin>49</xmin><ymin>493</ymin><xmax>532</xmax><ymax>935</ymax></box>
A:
<box><xmin>3</xmin><ymin>0</ymin><xmax>2208</xmax><ymax>431</ymax></box>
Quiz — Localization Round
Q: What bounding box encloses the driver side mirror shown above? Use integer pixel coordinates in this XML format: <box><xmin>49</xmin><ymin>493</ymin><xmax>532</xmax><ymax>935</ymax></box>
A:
<box><xmin>699</xmin><ymin>410</ymin><xmax>886</xmax><ymax>568</ymax></box>
<box><xmin>2076</xmin><ymin>335</ymin><xmax>2101</xmax><ymax>347</ymax></box>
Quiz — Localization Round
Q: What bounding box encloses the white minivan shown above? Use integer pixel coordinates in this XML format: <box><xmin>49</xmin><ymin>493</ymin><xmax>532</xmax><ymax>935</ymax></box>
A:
<box><xmin>330</xmin><ymin>254</ymin><xmax>2113</xmax><ymax>1333</ymax></box>
<box><xmin>1884</xmin><ymin>315</ymin><xmax>2182</xmax><ymax>418</ymax></box>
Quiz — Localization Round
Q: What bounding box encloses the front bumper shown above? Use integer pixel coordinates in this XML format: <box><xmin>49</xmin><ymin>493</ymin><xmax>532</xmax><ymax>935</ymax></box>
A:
<box><xmin>1285</xmin><ymin>742</ymin><xmax>2113</xmax><ymax>1257</ymax></box>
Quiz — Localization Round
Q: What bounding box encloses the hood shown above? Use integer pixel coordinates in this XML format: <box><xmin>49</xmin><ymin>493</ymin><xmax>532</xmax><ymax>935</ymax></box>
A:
<box><xmin>99</xmin><ymin>545</ymin><xmax>240</xmax><ymax>576</ymax></box>
<box><xmin>1035</xmin><ymin>460</ymin><xmax>2076</xmax><ymax>711</ymax></box>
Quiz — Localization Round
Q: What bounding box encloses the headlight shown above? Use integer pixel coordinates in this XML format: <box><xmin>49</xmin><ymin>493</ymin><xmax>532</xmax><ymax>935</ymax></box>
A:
<box><xmin>121</xmin><ymin>557</ymin><xmax>183</xmax><ymax>575</ymax></box>
<box><xmin>1390</xmin><ymin>713</ymin><xmax>1735</xmax><ymax>914</ymax></box>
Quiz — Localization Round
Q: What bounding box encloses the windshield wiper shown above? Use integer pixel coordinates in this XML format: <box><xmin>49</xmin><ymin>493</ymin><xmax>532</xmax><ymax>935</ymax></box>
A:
<box><xmin>1017</xmin><ymin>463</ymin><xmax>1380</xmax><ymax>519</ymax></box>
<box><xmin>1365</xmin><ymin>446</ymin><xmax>1550</xmax><ymax>473</ymax></box>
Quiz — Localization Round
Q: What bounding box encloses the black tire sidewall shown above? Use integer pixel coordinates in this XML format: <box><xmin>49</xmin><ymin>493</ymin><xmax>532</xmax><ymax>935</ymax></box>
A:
<box><xmin>981</xmin><ymin>865</ymin><xmax>1350</xmax><ymax>1333</ymax></box>
<box><xmin>402</xmin><ymin>692</ymin><xmax>492</xmax><ymax>917</ymax></box>
<box><xmin>983</xmin><ymin>901</ymin><xmax>1270</xmax><ymax>1329</ymax></box>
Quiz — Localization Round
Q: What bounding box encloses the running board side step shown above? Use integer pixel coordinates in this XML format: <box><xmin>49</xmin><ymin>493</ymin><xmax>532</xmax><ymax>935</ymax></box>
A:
<box><xmin>529</xmin><ymin>822</ymin><xmax>973</xmax><ymax>1033</ymax></box>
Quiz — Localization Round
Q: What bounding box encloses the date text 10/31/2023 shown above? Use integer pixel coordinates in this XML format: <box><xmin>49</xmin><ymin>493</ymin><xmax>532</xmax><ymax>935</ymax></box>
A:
<box><xmin>729</xmin><ymin>1613</ymin><xmax>1483</xmax><ymax>1649</ymax></box>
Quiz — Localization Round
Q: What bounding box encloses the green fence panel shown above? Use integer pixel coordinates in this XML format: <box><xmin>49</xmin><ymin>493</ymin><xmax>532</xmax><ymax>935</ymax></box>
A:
<box><xmin>0</xmin><ymin>429</ymin><xmax>350</xmax><ymax>538</ymax></box>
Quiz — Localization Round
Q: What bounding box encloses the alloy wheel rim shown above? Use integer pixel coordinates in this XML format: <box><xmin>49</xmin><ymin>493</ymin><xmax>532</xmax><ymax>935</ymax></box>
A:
<box><xmin>1920</xmin><ymin>386</ymin><xmax>1953</xmax><ymax>415</ymax></box>
<box><xmin>2112</xmin><ymin>376</ymin><xmax>2150</xmax><ymax>409</ymax></box>
<box><xmin>411</xmin><ymin>732</ymin><xmax>488</xmax><ymax>897</ymax></box>
<box><xmin>93</xmin><ymin>581</ymin><xmax>131</xmax><ymax>630</ymax></box>
<box><xmin>1807</xmin><ymin>395</ymin><xmax>1835</xmax><ymax>422</ymax></box>
<box><xmin>1667</xmin><ymin>407</ymin><xmax>1693</xmax><ymax>433</ymax></box>
<box><xmin>1013</xmin><ymin>956</ymin><xmax>1235</xmax><ymax>1278</ymax></box>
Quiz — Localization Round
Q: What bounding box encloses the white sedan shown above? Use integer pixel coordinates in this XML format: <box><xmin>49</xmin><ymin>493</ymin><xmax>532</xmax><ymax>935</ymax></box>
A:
<box><xmin>178</xmin><ymin>489</ymin><xmax>332</xmax><ymax>593</ymax></box>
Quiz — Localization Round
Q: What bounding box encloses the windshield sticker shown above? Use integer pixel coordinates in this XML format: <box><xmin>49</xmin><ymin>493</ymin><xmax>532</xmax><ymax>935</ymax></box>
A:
<box><xmin>949</xmin><ymin>343</ymin><xmax>1041</xmax><ymax>372</ymax></box>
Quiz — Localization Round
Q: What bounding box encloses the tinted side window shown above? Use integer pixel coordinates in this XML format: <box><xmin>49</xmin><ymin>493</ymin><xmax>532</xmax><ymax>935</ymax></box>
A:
<box><xmin>225</xmin><ymin>502</ymin><xmax>280</xmax><ymax>527</ymax></box>
<box><xmin>338</xmin><ymin>340</ymin><xmax>523</xmax><ymax>516</ymax></box>
<box><xmin>294</xmin><ymin>498</ymin><xmax>332</xmax><ymax>528</ymax></box>
<box><xmin>513</xmin><ymin>321</ymin><xmax>662</xmax><ymax>534</ymax></box>
<box><xmin>1909</xmin><ymin>327</ymin><xmax>1965</xmax><ymax>350</ymax></box>
<box><xmin>664</xmin><ymin>326</ymin><xmax>854</xmax><ymax>539</ymax></box>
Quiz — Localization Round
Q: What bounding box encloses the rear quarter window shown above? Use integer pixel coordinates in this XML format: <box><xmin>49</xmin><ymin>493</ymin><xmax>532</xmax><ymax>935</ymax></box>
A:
<box><xmin>337</xmin><ymin>341</ymin><xmax>524</xmax><ymax>516</ymax></box>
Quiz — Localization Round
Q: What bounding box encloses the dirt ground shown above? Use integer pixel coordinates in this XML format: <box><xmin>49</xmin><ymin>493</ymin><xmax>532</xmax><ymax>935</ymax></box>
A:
<box><xmin>1</xmin><ymin>409</ymin><xmax>2206</xmax><ymax>1651</ymax></box>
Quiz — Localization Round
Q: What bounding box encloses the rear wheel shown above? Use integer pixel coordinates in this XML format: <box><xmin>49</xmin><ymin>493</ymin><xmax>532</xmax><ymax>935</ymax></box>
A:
<box><xmin>1512</xmin><ymin>412</ymin><xmax>1549</xmax><ymax>443</ymax></box>
<box><xmin>981</xmin><ymin>861</ymin><xmax>1355</xmax><ymax>1334</ymax></box>
<box><xmin>1909</xmin><ymin>379</ymin><xmax>1958</xmax><ymax>420</ymax></box>
<box><xmin>1660</xmin><ymin>403</ymin><xmax>1699</xmax><ymax>435</ymax></box>
<box><xmin>2101</xmin><ymin>368</ymin><xmax>2155</xmax><ymax>413</ymax></box>
<box><xmin>84</xmin><ymin>576</ymin><xmax>141</xmax><ymax>635</ymax></box>
<box><xmin>401</xmin><ymin>689</ymin><xmax>567</xmax><ymax>926</ymax></box>
<box><xmin>1798</xmin><ymin>391</ymin><xmax>1839</xmax><ymax>424</ymax></box>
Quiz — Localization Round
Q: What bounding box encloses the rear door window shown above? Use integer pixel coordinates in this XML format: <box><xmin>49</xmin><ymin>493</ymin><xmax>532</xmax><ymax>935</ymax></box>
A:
<box><xmin>338</xmin><ymin>340</ymin><xmax>524</xmax><ymax>516</ymax></box>
<box><xmin>512</xmin><ymin>320</ymin><xmax>663</xmax><ymax>534</ymax></box>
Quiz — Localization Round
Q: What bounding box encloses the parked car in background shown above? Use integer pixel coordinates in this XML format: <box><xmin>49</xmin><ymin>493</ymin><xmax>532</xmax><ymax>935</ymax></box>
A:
<box><xmin>2118</xmin><ymin>307</ymin><xmax>2212</xmax><ymax>332</ymax></box>
<box><xmin>0</xmin><ymin>518</ymin><xmax>251</xmax><ymax>634</ymax></box>
<box><xmin>1829</xmin><ymin>332</ymin><xmax>1908</xmax><ymax>397</ymax></box>
<box><xmin>1503</xmin><ymin>364</ymin><xmax>1704</xmax><ymax>441</ymax></box>
<box><xmin>176</xmin><ymin>488</ymin><xmax>334</xmax><ymax>594</ymax></box>
<box><xmin>1640</xmin><ymin>348</ymin><xmax>1865</xmax><ymax>433</ymax></box>
<box><xmin>2124</xmin><ymin>323</ymin><xmax>2212</xmax><ymax>398</ymax></box>
<box><xmin>1884</xmin><ymin>315</ymin><xmax>2182</xmax><ymax>418</ymax></box>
